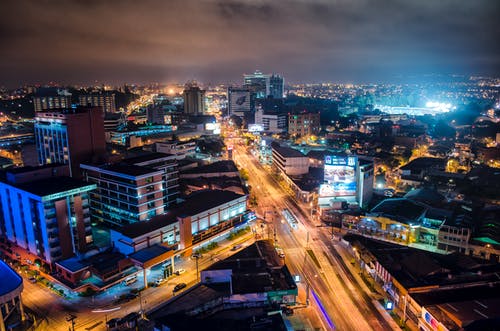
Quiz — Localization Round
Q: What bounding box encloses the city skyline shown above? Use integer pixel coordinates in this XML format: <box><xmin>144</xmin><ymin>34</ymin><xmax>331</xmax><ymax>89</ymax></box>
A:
<box><xmin>1</xmin><ymin>0</ymin><xmax>499</xmax><ymax>88</ymax></box>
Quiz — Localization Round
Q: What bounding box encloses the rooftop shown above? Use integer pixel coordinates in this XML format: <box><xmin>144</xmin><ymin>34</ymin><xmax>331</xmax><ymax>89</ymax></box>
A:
<box><xmin>180</xmin><ymin>160</ymin><xmax>238</xmax><ymax>175</ymax></box>
<box><xmin>271</xmin><ymin>142</ymin><xmax>305</xmax><ymax>158</ymax></box>
<box><xmin>404</xmin><ymin>187</ymin><xmax>446</xmax><ymax>207</ymax></box>
<box><xmin>118</xmin><ymin>212</ymin><xmax>178</xmax><ymax>238</ymax></box>
<box><xmin>344</xmin><ymin>234</ymin><xmax>500</xmax><ymax>291</ymax></box>
<box><xmin>14</xmin><ymin>176</ymin><xmax>95</xmax><ymax>199</ymax></box>
<box><xmin>177</xmin><ymin>190</ymin><xmax>246</xmax><ymax>217</ymax></box>
<box><xmin>206</xmin><ymin>240</ymin><xmax>296</xmax><ymax>294</ymax></box>
<box><xmin>82</xmin><ymin>163</ymin><xmax>162</xmax><ymax>178</ymax></box>
<box><xmin>122</xmin><ymin>152</ymin><xmax>176</xmax><ymax>165</ymax></box>
<box><xmin>56</xmin><ymin>256</ymin><xmax>92</xmax><ymax>273</ymax></box>
<box><xmin>369</xmin><ymin>198</ymin><xmax>427</xmax><ymax>224</ymax></box>
<box><xmin>399</xmin><ymin>157</ymin><xmax>446</xmax><ymax>171</ymax></box>
<box><xmin>0</xmin><ymin>260</ymin><xmax>22</xmax><ymax>297</ymax></box>
<box><xmin>129</xmin><ymin>244</ymin><xmax>173</xmax><ymax>265</ymax></box>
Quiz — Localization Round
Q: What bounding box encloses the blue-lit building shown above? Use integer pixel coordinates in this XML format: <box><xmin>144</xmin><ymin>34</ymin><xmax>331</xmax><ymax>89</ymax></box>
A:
<box><xmin>0</xmin><ymin>260</ymin><xmax>25</xmax><ymax>330</ymax></box>
<box><xmin>0</xmin><ymin>164</ymin><xmax>96</xmax><ymax>264</ymax></box>
<box><xmin>34</xmin><ymin>106</ymin><xmax>106</xmax><ymax>178</ymax></box>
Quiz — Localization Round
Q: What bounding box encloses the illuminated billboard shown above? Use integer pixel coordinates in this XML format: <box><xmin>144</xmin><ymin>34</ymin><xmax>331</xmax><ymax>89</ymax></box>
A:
<box><xmin>320</xmin><ymin>155</ymin><xmax>357</xmax><ymax>197</ymax></box>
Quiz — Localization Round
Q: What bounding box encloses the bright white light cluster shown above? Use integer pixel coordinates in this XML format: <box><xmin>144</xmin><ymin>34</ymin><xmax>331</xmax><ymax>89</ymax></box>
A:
<box><xmin>425</xmin><ymin>101</ymin><xmax>453</xmax><ymax>112</ymax></box>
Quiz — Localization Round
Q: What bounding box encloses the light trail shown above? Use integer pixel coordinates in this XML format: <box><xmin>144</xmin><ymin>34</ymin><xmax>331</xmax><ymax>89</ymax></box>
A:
<box><xmin>311</xmin><ymin>289</ymin><xmax>336</xmax><ymax>330</ymax></box>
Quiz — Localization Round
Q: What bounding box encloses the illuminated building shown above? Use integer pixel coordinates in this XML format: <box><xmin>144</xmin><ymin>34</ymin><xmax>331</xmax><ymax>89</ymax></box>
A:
<box><xmin>318</xmin><ymin>155</ymin><xmax>374</xmax><ymax>209</ymax></box>
<box><xmin>269</xmin><ymin>74</ymin><xmax>285</xmax><ymax>99</ymax></box>
<box><xmin>34</xmin><ymin>106</ymin><xmax>106</xmax><ymax>178</ymax></box>
<box><xmin>288</xmin><ymin>112</ymin><xmax>320</xmax><ymax>137</ymax></box>
<box><xmin>254</xmin><ymin>108</ymin><xmax>287</xmax><ymax>133</ymax></box>
<box><xmin>271</xmin><ymin>142</ymin><xmax>309</xmax><ymax>176</ymax></box>
<box><xmin>183</xmin><ymin>82</ymin><xmax>205</xmax><ymax>116</ymax></box>
<box><xmin>243</xmin><ymin>70</ymin><xmax>270</xmax><ymax>99</ymax></box>
<box><xmin>81</xmin><ymin>162</ymin><xmax>165</xmax><ymax>227</ymax></box>
<box><xmin>155</xmin><ymin>140</ymin><xmax>196</xmax><ymax>159</ymax></box>
<box><xmin>108</xmin><ymin>190</ymin><xmax>249</xmax><ymax>285</ymax></box>
<box><xmin>0</xmin><ymin>260</ymin><xmax>25</xmax><ymax>330</ymax></box>
<box><xmin>0</xmin><ymin>164</ymin><xmax>96</xmax><ymax>264</ymax></box>
<box><xmin>32</xmin><ymin>88</ymin><xmax>72</xmax><ymax>112</ymax></box>
<box><xmin>121</xmin><ymin>152</ymin><xmax>179</xmax><ymax>210</ymax></box>
<box><xmin>79</xmin><ymin>92</ymin><xmax>116</xmax><ymax>113</ymax></box>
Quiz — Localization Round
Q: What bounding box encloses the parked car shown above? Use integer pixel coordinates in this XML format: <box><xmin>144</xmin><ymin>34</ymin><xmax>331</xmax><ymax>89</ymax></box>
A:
<box><xmin>173</xmin><ymin>283</ymin><xmax>187</xmax><ymax>292</ymax></box>
<box><xmin>154</xmin><ymin>278</ymin><xmax>167</xmax><ymax>287</ymax></box>
<box><xmin>28</xmin><ymin>277</ymin><xmax>37</xmax><ymax>283</ymax></box>
<box><xmin>123</xmin><ymin>275</ymin><xmax>137</xmax><ymax>286</ymax></box>
<box><xmin>175</xmin><ymin>269</ymin><xmax>186</xmax><ymax>275</ymax></box>
<box><xmin>231</xmin><ymin>244</ymin><xmax>242</xmax><ymax>251</ymax></box>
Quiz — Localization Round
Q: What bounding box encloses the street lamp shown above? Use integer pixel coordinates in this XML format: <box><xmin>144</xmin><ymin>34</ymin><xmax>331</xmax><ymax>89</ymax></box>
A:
<box><xmin>192</xmin><ymin>254</ymin><xmax>201</xmax><ymax>282</ymax></box>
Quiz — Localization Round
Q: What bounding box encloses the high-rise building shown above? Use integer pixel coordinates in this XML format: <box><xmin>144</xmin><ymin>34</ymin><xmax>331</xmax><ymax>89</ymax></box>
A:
<box><xmin>243</xmin><ymin>70</ymin><xmax>270</xmax><ymax>99</ymax></box>
<box><xmin>183</xmin><ymin>82</ymin><xmax>205</xmax><ymax>115</ymax></box>
<box><xmin>79</xmin><ymin>92</ymin><xmax>117</xmax><ymax>113</ymax></box>
<box><xmin>81</xmin><ymin>163</ymin><xmax>166</xmax><ymax>227</ymax></box>
<box><xmin>34</xmin><ymin>106</ymin><xmax>106</xmax><ymax>178</ymax></box>
<box><xmin>269</xmin><ymin>74</ymin><xmax>284</xmax><ymax>99</ymax></box>
<box><xmin>0</xmin><ymin>164</ymin><xmax>96</xmax><ymax>264</ymax></box>
<box><xmin>288</xmin><ymin>112</ymin><xmax>321</xmax><ymax>137</ymax></box>
<box><xmin>227</xmin><ymin>87</ymin><xmax>253</xmax><ymax>117</ymax></box>
<box><xmin>32</xmin><ymin>88</ymin><xmax>72</xmax><ymax>112</ymax></box>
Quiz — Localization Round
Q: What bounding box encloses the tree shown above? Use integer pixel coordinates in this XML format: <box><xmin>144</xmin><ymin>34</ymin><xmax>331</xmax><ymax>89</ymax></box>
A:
<box><xmin>433</xmin><ymin>120</ymin><xmax>455</xmax><ymax>138</ymax></box>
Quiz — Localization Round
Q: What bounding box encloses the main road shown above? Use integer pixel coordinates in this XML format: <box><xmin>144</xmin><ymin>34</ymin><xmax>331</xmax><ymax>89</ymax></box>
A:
<box><xmin>232</xmin><ymin>140</ymin><xmax>394</xmax><ymax>331</ymax></box>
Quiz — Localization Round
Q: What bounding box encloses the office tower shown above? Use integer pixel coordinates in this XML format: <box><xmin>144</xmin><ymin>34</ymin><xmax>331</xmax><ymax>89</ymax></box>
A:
<box><xmin>0</xmin><ymin>164</ymin><xmax>96</xmax><ymax>264</ymax></box>
<box><xmin>227</xmin><ymin>87</ymin><xmax>253</xmax><ymax>117</ymax></box>
<box><xmin>79</xmin><ymin>92</ymin><xmax>117</xmax><ymax>113</ymax></box>
<box><xmin>81</xmin><ymin>162</ymin><xmax>166</xmax><ymax>227</ymax></box>
<box><xmin>34</xmin><ymin>106</ymin><xmax>106</xmax><ymax>178</ymax></box>
<box><xmin>243</xmin><ymin>70</ymin><xmax>270</xmax><ymax>99</ymax></box>
<box><xmin>122</xmin><ymin>152</ymin><xmax>179</xmax><ymax>209</ymax></box>
<box><xmin>269</xmin><ymin>74</ymin><xmax>284</xmax><ymax>99</ymax></box>
<box><xmin>183</xmin><ymin>81</ymin><xmax>205</xmax><ymax>115</ymax></box>
<box><xmin>254</xmin><ymin>107</ymin><xmax>287</xmax><ymax>133</ymax></box>
<box><xmin>288</xmin><ymin>112</ymin><xmax>321</xmax><ymax>137</ymax></box>
<box><xmin>32</xmin><ymin>88</ymin><xmax>72</xmax><ymax>112</ymax></box>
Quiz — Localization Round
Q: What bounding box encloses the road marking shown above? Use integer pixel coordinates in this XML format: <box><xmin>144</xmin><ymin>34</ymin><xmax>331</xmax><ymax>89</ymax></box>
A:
<box><xmin>85</xmin><ymin>321</ymin><xmax>103</xmax><ymax>330</ymax></box>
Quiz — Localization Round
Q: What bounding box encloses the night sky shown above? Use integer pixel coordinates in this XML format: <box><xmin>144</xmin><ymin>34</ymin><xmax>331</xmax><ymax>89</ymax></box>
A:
<box><xmin>1</xmin><ymin>0</ymin><xmax>499</xmax><ymax>87</ymax></box>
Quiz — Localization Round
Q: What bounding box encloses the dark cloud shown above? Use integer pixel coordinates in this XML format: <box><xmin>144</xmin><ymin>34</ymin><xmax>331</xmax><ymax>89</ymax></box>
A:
<box><xmin>0</xmin><ymin>0</ymin><xmax>498</xmax><ymax>87</ymax></box>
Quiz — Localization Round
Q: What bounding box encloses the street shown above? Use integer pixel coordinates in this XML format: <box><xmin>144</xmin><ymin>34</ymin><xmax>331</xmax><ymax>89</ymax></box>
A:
<box><xmin>232</xmin><ymin>139</ymin><xmax>396</xmax><ymax>330</ymax></box>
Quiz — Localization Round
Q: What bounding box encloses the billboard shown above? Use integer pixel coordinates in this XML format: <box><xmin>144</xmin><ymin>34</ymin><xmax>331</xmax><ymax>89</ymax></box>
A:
<box><xmin>228</xmin><ymin>88</ymin><xmax>252</xmax><ymax>115</ymax></box>
<box><xmin>320</xmin><ymin>155</ymin><xmax>357</xmax><ymax>197</ymax></box>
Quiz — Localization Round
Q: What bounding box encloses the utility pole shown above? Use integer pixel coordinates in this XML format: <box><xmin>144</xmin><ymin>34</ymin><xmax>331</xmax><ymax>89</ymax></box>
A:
<box><xmin>66</xmin><ymin>314</ymin><xmax>76</xmax><ymax>331</ymax></box>
<box><xmin>139</xmin><ymin>291</ymin><xmax>144</xmax><ymax>319</ymax></box>
<box><xmin>194</xmin><ymin>255</ymin><xmax>200</xmax><ymax>282</ymax></box>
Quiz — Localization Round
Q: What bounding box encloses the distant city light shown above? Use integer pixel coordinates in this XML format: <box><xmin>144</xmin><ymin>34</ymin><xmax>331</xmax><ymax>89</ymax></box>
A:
<box><xmin>425</xmin><ymin>101</ymin><xmax>453</xmax><ymax>112</ymax></box>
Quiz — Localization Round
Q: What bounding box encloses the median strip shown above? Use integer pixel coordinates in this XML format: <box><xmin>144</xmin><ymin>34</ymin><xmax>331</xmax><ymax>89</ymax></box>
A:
<box><xmin>306</xmin><ymin>249</ymin><xmax>321</xmax><ymax>269</ymax></box>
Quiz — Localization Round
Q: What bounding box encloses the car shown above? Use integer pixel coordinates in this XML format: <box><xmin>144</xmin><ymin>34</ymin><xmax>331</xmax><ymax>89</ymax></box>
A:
<box><xmin>231</xmin><ymin>244</ymin><xmax>242</xmax><ymax>251</ymax></box>
<box><xmin>154</xmin><ymin>278</ymin><xmax>167</xmax><ymax>287</ymax></box>
<box><xmin>28</xmin><ymin>277</ymin><xmax>37</xmax><ymax>283</ymax></box>
<box><xmin>173</xmin><ymin>283</ymin><xmax>187</xmax><ymax>292</ymax></box>
<box><xmin>123</xmin><ymin>275</ymin><xmax>138</xmax><ymax>286</ymax></box>
<box><xmin>175</xmin><ymin>269</ymin><xmax>186</xmax><ymax>275</ymax></box>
